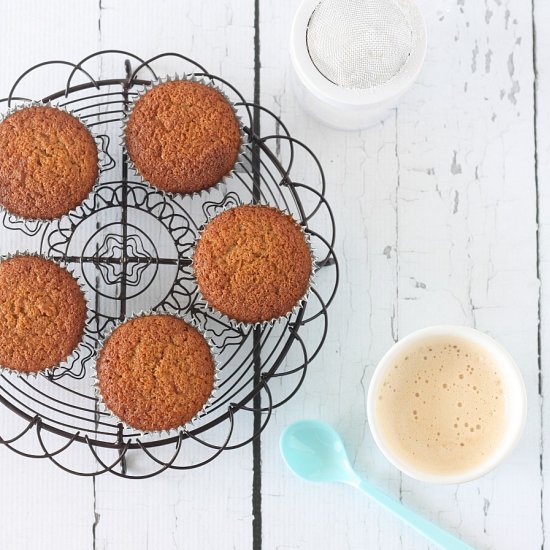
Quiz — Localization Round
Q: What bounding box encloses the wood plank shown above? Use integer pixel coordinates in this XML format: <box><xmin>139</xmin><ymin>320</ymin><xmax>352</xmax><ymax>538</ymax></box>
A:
<box><xmin>93</xmin><ymin>2</ymin><xmax>257</xmax><ymax>549</ymax></box>
<box><xmin>259</xmin><ymin>0</ymin><xmax>401</xmax><ymax>548</ymax></box>
<box><xmin>0</xmin><ymin>2</ymin><xmax>100</xmax><ymax>549</ymax></box>
<box><xmin>260</xmin><ymin>0</ymin><xmax>541</xmax><ymax>549</ymax></box>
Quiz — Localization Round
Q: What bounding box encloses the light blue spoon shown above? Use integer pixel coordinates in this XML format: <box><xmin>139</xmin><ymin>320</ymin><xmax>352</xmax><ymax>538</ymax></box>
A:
<box><xmin>280</xmin><ymin>420</ymin><xmax>475</xmax><ymax>550</ymax></box>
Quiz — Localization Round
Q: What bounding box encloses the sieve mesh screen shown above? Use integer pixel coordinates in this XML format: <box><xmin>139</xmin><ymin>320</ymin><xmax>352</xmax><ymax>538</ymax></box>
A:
<box><xmin>306</xmin><ymin>0</ymin><xmax>416</xmax><ymax>90</ymax></box>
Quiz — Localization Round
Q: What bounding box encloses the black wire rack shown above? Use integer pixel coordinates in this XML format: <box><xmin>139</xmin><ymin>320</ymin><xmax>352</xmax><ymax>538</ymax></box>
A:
<box><xmin>0</xmin><ymin>51</ymin><xmax>338</xmax><ymax>478</ymax></box>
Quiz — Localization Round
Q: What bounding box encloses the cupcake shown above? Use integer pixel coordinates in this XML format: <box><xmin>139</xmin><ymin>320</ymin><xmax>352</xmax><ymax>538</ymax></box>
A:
<box><xmin>193</xmin><ymin>205</ymin><xmax>314</xmax><ymax>325</ymax></box>
<box><xmin>96</xmin><ymin>314</ymin><xmax>216</xmax><ymax>432</ymax></box>
<box><xmin>0</xmin><ymin>254</ymin><xmax>87</xmax><ymax>374</ymax></box>
<box><xmin>0</xmin><ymin>105</ymin><xmax>98</xmax><ymax>220</ymax></box>
<box><xmin>124</xmin><ymin>78</ymin><xmax>241</xmax><ymax>194</ymax></box>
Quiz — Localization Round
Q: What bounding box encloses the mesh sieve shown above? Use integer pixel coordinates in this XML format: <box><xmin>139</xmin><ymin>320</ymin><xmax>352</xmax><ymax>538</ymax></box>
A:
<box><xmin>306</xmin><ymin>0</ymin><xmax>417</xmax><ymax>90</ymax></box>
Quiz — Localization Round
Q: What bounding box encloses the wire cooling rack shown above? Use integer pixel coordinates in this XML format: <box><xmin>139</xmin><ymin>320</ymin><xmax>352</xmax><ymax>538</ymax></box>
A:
<box><xmin>0</xmin><ymin>51</ymin><xmax>338</xmax><ymax>478</ymax></box>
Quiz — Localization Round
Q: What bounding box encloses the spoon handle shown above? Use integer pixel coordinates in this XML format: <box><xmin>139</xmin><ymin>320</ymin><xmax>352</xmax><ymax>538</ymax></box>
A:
<box><xmin>356</xmin><ymin>479</ymin><xmax>476</xmax><ymax>550</ymax></box>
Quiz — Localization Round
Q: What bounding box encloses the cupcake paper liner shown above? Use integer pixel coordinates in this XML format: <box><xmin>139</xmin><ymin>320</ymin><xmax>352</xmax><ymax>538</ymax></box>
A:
<box><xmin>0</xmin><ymin>251</ymin><xmax>94</xmax><ymax>378</ymax></box>
<box><xmin>120</xmin><ymin>73</ymin><xmax>248</xmax><ymax>198</ymax></box>
<box><xmin>190</xmin><ymin>202</ymin><xmax>318</xmax><ymax>332</ymax></box>
<box><xmin>91</xmin><ymin>309</ymin><xmax>221</xmax><ymax>437</ymax></box>
<box><xmin>0</xmin><ymin>100</ymin><xmax>105</xmax><ymax>224</ymax></box>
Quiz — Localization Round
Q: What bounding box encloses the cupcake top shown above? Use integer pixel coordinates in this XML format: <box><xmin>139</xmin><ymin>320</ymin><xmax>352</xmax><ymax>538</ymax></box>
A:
<box><xmin>125</xmin><ymin>79</ymin><xmax>241</xmax><ymax>194</ymax></box>
<box><xmin>0</xmin><ymin>105</ymin><xmax>98</xmax><ymax>219</ymax></box>
<box><xmin>0</xmin><ymin>255</ymin><xmax>87</xmax><ymax>373</ymax></box>
<box><xmin>96</xmin><ymin>314</ymin><xmax>216</xmax><ymax>432</ymax></box>
<box><xmin>193</xmin><ymin>205</ymin><xmax>313</xmax><ymax>324</ymax></box>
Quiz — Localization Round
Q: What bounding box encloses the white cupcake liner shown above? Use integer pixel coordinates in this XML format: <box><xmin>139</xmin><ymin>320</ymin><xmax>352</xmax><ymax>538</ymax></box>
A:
<box><xmin>0</xmin><ymin>251</ymin><xmax>93</xmax><ymax>378</ymax></box>
<box><xmin>190</xmin><ymin>202</ymin><xmax>318</xmax><ymax>332</ymax></box>
<box><xmin>0</xmin><ymin>100</ymin><xmax>105</xmax><ymax>224</ymax></box>
<box><xmin>120</xmin><ymin>73</ymin><xmax>248</xmax><ymax>198</ymax></box>
<box><xmin>92</xmin><ymin>309</ymin><xmax>221</xmax><ymax>437</ymax></box>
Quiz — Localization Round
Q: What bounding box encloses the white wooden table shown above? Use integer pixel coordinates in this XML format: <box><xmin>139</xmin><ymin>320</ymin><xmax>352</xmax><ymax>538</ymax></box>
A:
<box><xmin>0</xmin><ymin>1</ymin><xmax>548</xmax><ymax>548</ymax></box>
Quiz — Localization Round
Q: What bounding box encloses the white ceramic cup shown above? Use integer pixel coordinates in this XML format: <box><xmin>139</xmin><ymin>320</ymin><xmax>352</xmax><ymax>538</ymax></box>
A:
<box><xmin>366</xmin><ymin>325</ymin><xmax>527</xmax><ymax>484</ymax></box>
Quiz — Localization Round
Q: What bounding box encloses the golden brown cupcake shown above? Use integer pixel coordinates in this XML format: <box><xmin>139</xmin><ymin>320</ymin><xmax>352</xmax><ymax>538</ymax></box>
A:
<box><xmin>96</xmin><ymin>314</ymin><xmax>216</xmax><ymax>432</ymax></box>
<box><xmin>193</xmin><ymin>205</ymin><xmax>313</xmax><ymax>325</ymax></box>
<box><xmin>0</xmin><ymin>254</ymin><xmax>87</xmax><ymax>373</ymax></box>
<box><xmin>124</xmin><ymin>79</ymin><xmax>241</xmax><ymax>194</ymax></box>
<box><xmin>0</xmin><ymin>105</ymin><xmax>98</xmax><ymax>220</ymax></box>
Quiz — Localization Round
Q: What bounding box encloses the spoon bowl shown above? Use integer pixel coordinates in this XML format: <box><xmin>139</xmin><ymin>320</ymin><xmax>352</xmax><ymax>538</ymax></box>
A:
<box><xmin>280</xmin><ymin>419</ymin><xmax>357</xmax><ymax>483</ymax></box>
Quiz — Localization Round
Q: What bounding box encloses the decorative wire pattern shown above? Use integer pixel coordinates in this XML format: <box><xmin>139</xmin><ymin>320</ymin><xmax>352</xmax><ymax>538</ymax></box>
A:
<box><xmin>0</xmin><ymin>51</ymin><xmax>338</xmax><ymax>478</ymax></box>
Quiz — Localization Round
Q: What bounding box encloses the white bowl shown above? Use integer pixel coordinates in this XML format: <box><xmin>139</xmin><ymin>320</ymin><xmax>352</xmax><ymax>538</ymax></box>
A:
<box><xmin>366</xmin><ymin>325</ymin><xmax>527</xmax><ymax>484</ymax></box>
